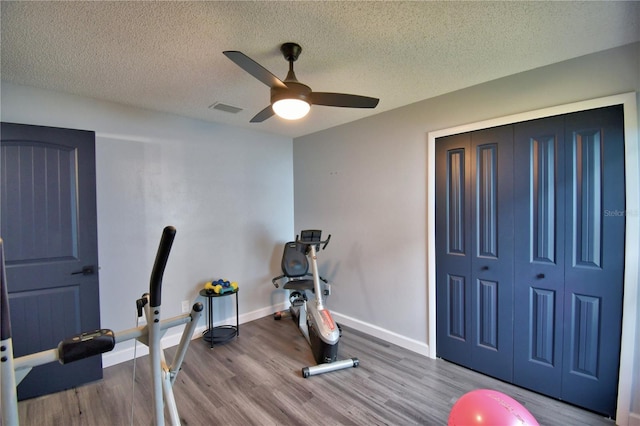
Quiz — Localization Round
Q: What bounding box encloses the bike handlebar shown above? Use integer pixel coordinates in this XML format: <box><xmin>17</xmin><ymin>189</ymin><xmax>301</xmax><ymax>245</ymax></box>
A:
<box><xmin>295</xmin><ymin>234</ymin><xmax>331</xmax><ymax>251</ymax></box>
<box><xmin>149</xmin><ymin>226</ymin><xmax>177</xmax><ymax>308</ymax></box>
<box><xmin>322</xmin><ymin>234</ymin><xmax>331</xmax><ymax>250</ymax></box>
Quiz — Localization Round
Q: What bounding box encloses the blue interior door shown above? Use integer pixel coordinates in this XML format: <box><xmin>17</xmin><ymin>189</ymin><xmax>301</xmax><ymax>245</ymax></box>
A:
<box><xmin>1</xmin><ymin>122</ymin><xmax>102</xmax><ymax>400</ymax></box>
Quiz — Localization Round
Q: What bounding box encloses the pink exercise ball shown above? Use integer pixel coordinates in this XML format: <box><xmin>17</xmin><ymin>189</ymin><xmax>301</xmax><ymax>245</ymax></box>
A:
<box><xmin>448</xmin><ymin>389</ymin><xmax>539</xmax><ymax>426</ymax></box>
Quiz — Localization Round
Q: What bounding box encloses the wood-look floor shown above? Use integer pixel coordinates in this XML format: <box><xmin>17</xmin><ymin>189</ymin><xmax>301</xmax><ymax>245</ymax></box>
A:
<box><xmin>16</xmin><ymin>315</ymin><xmax>614</xmax><ymax>426</ymax></box>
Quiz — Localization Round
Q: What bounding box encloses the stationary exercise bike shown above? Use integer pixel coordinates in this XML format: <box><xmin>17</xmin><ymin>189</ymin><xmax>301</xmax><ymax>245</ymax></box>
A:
<box><xmin>1</xmin><ymin>226</ymin><xmax>203</xmax><ymax>426</ymax></box>
<box><xmin>272</xmin><ymin>230</ymin><xmax>358</xmax><ymax>378</ymax></box>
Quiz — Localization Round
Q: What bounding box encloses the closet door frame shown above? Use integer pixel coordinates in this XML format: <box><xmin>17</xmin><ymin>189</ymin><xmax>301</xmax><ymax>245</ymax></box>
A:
<box><xmin>427</xmin><ymin>92</ymin><xmax>638</xmax><ymax>425</ymax></box>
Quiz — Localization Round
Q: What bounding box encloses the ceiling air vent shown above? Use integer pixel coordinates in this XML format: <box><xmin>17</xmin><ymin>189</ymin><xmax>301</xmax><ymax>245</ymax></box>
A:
<box><xmin>209</xmin><ymin>102</ymin><xmax>243</xmax><ymax>114</ymax></box>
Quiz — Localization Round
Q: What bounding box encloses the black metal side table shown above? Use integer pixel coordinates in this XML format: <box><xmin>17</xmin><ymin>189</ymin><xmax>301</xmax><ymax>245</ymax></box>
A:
<box><xmin>199</xmin><ymin>288</ymin><xmax>239</xmax><ymax>348</ymax></box>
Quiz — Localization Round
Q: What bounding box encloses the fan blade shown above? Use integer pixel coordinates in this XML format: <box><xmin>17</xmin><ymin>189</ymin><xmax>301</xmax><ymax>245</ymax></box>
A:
<box><xmin>223</xmin><ymin>51</ymin><xmax>287</xmax><ymax>89</ymax></box>
<box><xmin>250</xmin><ymin>105</ymin><xmax>275</xmax><ymax>123</ymax></box>
<box><xmin>310</xmin><ymin>92</ymin><xmax>379</xmax><ymax>108</ymax></box>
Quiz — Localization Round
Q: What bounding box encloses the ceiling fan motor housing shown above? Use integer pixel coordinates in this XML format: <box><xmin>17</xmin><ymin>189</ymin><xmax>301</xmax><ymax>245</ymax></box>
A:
<box><xmin>271</xmin><ymin>81</ymin><xmax>312</xmax><ymax>105</ymax></box>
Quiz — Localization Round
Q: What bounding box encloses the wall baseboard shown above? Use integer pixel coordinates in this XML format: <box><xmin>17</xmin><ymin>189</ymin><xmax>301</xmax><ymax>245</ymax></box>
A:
<box><xmin>331</xmin><ymin>311</ymin><xmax>430</xmax><ymax>357</ymax></box>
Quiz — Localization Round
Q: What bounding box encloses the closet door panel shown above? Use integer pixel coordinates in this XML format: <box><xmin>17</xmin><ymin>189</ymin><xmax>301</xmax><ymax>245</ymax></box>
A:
<box><xmin>470</xmin><ymin>125</ymin><xmax>514</xmax><ymax>382</ymax></box>
<box><xmin>562</xmin><ymin>105</ymin><xmax>625</xmax><ymax>418</ymax></box>
<box><xmin>513</xmin><ymin>116</ymin><xmax>565</xmax><ymax>397</ymax></box>
<box><xmin>436</xmin><ymin>133</ymin><xmax>473</xmax><ymax>367</ymax></box>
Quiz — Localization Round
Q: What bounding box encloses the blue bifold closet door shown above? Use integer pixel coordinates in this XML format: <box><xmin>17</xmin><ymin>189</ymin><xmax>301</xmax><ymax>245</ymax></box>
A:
<box><xmin>513</xmin><ymin>105</ymin><xmax>625</xmax><ymax>417</ymax></box>
<box><xmin>435</xmin><ymin>124</ymin><xmax>515</xmax><ymax>383</ymax></box>
<box><xmin>436</xmin><ymin>105</ymin><xmax>624</xmax><ymax>418</ymax></box>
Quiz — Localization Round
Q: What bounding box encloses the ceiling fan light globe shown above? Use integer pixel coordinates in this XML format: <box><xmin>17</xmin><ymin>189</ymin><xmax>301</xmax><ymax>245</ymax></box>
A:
<box><xmin>273</xmin><ymin>98</ymin><xmax>310</xmax><ymax>120</ymax></box>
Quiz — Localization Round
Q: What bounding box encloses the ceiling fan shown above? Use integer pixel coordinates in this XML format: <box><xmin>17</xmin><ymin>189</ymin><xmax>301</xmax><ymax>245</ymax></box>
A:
<box><xmin>223</xmin><ymin>42</ymin><xmax>379</xmax><ymax>122</ymax></box>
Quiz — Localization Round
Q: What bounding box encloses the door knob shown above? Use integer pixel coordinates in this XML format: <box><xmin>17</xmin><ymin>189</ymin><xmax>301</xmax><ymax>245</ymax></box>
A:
<box><xmin>481</xmin><ymin>266</ymin><xmax>489</xmax><ymax>271</ymax></box>
<box><xmin>71</xmin><ymin>265</ymin><xmax>95</xmax><ymax>276</ymax></box>
<box><xmin>536</xmin><ymin>273</ymin><xmax>545</xmax><ymax>279</ymax></box>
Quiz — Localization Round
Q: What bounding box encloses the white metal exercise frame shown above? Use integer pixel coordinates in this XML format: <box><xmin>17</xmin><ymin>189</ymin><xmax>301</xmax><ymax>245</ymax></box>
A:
<box><xmin>1</xmin><ymin>227</ymin><xmax>203</xmax><ymax>426</ymax></box>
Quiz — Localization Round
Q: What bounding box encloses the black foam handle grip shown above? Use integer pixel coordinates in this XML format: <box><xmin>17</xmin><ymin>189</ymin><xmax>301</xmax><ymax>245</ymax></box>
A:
<box><xmin>58</xmin><ymin>329</ymin><xmax>115</xmax><ymax>364</ymax></box>
<box><xmin>149</xmin><ymin>226</ymin><xmax>176</xmax><ymax>308</ymax></box>
<box><xmin>0</xmin><ymin>239</ymin><xmax>11</xmax><ymax>341</ymax></box>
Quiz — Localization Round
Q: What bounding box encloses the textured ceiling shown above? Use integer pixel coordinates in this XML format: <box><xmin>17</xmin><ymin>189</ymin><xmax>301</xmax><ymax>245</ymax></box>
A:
<box><xmin>1</xmin><ymin>1</ymin><xmax>639</xmax><ymax>138</ymax></box>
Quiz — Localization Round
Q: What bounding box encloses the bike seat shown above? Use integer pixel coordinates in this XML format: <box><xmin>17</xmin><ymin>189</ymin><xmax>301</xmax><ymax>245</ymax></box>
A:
<box><xmin>283</xmin><ymin>279</ymin><xmax>314</xmax><ymax>292</ymax></box>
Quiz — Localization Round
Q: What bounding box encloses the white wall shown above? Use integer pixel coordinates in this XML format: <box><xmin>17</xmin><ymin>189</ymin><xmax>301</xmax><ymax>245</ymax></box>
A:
<box><xmin>0</xmin><ymin>82</ymin><xmax>294</xmax><ymax>364</ymax></box>
<box><xmin>293</xmin><ymin>42</ymin><xmax>640</xmax><ymax>424</ymax></box>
